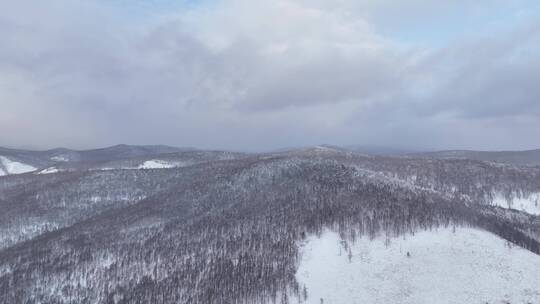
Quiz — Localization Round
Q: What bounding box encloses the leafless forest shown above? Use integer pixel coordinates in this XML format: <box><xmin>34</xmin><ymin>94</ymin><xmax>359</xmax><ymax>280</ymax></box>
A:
<box><xmin>0</xmin><ymin>146</ymin><xmax>539</xmax><ymax>303</ymax></box>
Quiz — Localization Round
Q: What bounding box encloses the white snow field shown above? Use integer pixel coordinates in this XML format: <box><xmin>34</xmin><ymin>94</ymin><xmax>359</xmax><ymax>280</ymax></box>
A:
<box><xmin>137</xmin><ymin>160</ymin><xmax>178</xmax><ymax>169</ymax></box>
<box><xmin>0</xmin><ymin>156</ymin><xmax>36</xmax><ymax>176</ymax></box>
<box><xmin>37</xmin><ymin>167</ymin><xmax>61</xmax><ymax>174</ymax></box>
<box><xmin>50</xmin><ymin>155</ymin><xmax>69</xmax><ymax>162</ymax></box>
<box><xmin>491</xmin><ymin>192</ymin><xmax>540</xmax><ymax>216</ymax></box>
<box><xmin>295</xmin><ymin>227</ymin><xmax>540</xmax><ymax>304</ymax></box>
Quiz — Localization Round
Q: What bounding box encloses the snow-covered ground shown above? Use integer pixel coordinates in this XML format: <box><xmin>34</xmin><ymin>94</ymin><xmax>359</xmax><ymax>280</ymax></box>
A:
<box><xmin>51</xmin><ymin>155</ymin><xmax>69</xmax><ymax>162</ymax></box>
<box><xmin>37</xmin><ymin>167</ymin><xmax>60</xmax><ymax>174</ymax></box>
<box><xmin>0</xmin><ymin>156</ymin><xmax>36</xmax><ymax>176</ymax></box>
<box><xmin>295</xmin><ymin>227</ymin><xmax>540</xmax><ymax>304</ymax></box>
<box><xmin>137</xmin><ymin>160</ymin><xmax>179</xmax><ymax>169</ymax></box>
<box><xmin>491</xmin><ymin>192</ymin><xmax>540</xmax><ymax>215</ymax></box>
<box><xmin>84</xmin><ymin>160</ymin><xmax>186</xmax><ymax>171</ymax></box>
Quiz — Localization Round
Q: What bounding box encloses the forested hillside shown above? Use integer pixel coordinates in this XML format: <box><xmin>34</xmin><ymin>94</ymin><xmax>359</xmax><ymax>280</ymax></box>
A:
<box><xmin>0</xmin><ymin>147</ymin><xmax>539</xmax><ymax>303</ymax></box>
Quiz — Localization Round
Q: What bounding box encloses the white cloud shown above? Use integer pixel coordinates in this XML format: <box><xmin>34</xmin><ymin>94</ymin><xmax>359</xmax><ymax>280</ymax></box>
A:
<box><xmin>0</xmin><ymin>0</ymin><xmax>539</xmax><ymax>150</ymax></box>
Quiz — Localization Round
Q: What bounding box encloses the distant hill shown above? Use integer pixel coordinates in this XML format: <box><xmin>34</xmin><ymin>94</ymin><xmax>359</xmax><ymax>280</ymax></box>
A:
<box><xmin>0</xmin><ymin>144</ymin><xmax>198</xmax><ymax>175</ymax></box>
<box><xmin>410</xmin><ymin>149</ymin><xmax>540</xmax><ymax>166</ymax></box>
<box><xmin>344</xmin><ymin>145</ymin><xmax>419</xmax><ymax>155</ymax></box>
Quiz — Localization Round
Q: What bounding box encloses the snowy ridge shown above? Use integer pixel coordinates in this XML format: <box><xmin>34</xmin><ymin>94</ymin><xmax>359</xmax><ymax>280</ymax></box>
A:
<box><xmin>295</xmin><ymin>227</ymin><xmax>540</xmax><ymax>304</ymax></box>
<box><xmin>0</xmin><ymin>156</ymin><xmax>36</xmax><ymax>175</ymax></box>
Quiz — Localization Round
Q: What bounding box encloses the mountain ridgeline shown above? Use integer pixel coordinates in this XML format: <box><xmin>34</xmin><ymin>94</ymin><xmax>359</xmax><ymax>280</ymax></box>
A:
<box><xmin>408</xmin><ymin>148</ymin><xmax>540</xmax><ymax>166</ymax></box>
<box><xmin>0</xmin><ymin>145</ymin><xmax>539</xmax><ymax>303</ymax></box>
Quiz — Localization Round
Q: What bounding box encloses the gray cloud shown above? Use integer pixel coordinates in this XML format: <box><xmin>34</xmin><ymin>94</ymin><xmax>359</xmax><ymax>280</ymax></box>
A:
<box><xmin>0</xmin><ymin>0</ymin><xmax>539</xmax><ymax>151</ymax></box>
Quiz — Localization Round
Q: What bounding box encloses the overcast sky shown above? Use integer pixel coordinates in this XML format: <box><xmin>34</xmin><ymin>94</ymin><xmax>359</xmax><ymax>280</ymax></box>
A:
<box><xmin>1</xmin><ymin>0</ymin><xmax>539</xmax><ymax>151</ymax></box>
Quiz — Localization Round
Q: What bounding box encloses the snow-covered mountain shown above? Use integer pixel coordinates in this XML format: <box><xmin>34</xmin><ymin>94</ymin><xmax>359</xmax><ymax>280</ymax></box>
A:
<box><xmin>0</xmin><ymin>145</ymin><xmax>539</xmax><ymax>303</ymax></box>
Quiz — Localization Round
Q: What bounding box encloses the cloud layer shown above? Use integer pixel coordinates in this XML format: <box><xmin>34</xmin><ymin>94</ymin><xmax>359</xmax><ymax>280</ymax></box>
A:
<box><xmin>1</xmin><ymin>0</ymin><xmax>539</xmax><ymax>151</ymax></box>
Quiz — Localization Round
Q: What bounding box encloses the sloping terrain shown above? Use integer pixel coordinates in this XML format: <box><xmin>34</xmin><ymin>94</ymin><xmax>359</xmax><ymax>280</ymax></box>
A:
<box><xmin>491</xmin><ymin>192</ymin><xmax>540</xmax><ymax>215</ymax></box>
<box><xmin>295</xmin><ymin>227</ymin><xmax>540</xmax><ymax>304</ymax></box>
<box><xmin>0</xmin><ymin>147</ymin><xmax>539</xmax><ymax>303</ymax></box>
<box><xmin>0</xmin><ymin>150</ymin><xmax>246</xmax><ymax>250</ymax></box>
<box><xmin>0</xmin><ymin>156</ymin><xmax>36</xmax><ymax>176</ymax></box>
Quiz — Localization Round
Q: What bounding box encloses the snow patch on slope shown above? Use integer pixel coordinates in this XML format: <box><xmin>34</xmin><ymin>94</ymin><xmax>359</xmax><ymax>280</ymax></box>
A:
<box><xmin>491</xmin><ymin>192</ymin><xmax>540</xmax><ymax>215</ymax></box>
<box><xmin>137</xmin><ymin>160</ymin><xmax>178</xmax><ymax>169</ymax></box>
<box><xmin>50</xmin><ymin>155</ymin><xmax>69</xmax><ymax>162</ymax></box>
<box><xmin>89</xmin><ymin>160</ymin><xmax>185</xmax><ymax>171</ymax></box>
<box><xmin>295</xmin><ymin>227</ymin><xmax>540</xmax><ymax>304</ymax></box>
<box><xmin>37</xmin><ymin>167</ymin><xmax>60</xmax><ymax>174</ymax></box>
<box><xmin>0</xmin><ymin>156</ymin><xmax>36</xmax><ymax>175</ymax></box>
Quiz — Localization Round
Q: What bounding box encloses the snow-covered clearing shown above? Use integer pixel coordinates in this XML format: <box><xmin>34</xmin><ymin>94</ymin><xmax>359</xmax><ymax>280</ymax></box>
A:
<box><xmin>491</xmin><ymin>192</ymin><xmax>540</xmax><ymax>215</ymax></box>
<box><xmin>88</xmin><ymin>160</ymin><xmax>185</xmax><ymax>171</ymax></box>
<box><xmin>295</xmin><ymin>227</ymin><xmax>540</xmax><ymax>304</ymax></box>
<box><xmin>137</xmin><ymin>160</ymin><xmax>178</xmax><ymax>169</ymax></box>
<box><xmin>37</xmin><ymin>167</ymin><xmax>60</xmax><ymax>174</ymax></box>
<box><xmin>51</xmin><ymin>155</ymin><xmax>69</xmax><ymax>162</ymax></box>
<box><xmin>0</xmin><ymin>156</ymin><xmax>36</xmax><ymax>175</ymax></box>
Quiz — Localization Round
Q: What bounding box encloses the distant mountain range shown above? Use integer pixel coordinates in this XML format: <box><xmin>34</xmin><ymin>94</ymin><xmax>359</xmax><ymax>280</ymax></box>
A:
<box><xmin>0</xmin><ymin>144</ymin><xmax>192</xmax><ymax>166</ymax></box>
<box><xmin>277</xmin><ymin>145</ymin><xmax>540</xmax><ymax>166</ymax></box>
<box><xmin>1</xmin><ymin>144</ymin><xmax>540</xmax><ymax>177</ymax></box>
<box><xmin>0</xmin><ymin>144</ymin><xmax>211</xmax><ymax>175</ymax></box>
<box><xmin>408</xmin><ymin>149</ymin><xmax>540</xmax><ymax>166</ymax></box>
